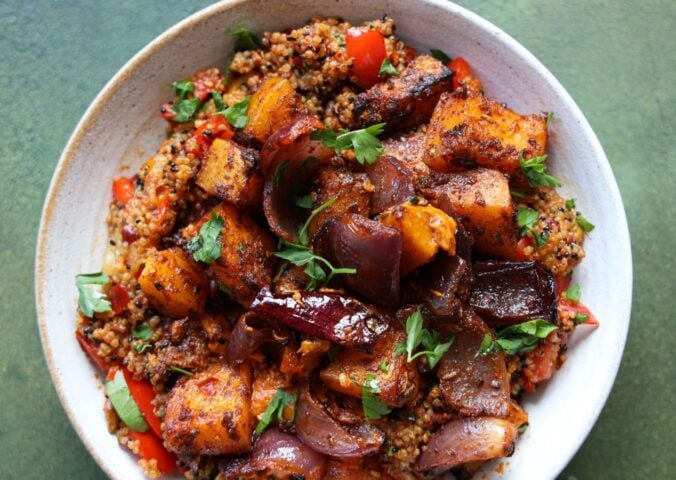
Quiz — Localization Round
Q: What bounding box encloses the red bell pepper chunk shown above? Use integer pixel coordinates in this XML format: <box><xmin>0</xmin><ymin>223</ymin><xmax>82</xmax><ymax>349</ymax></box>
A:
<box><xmin>112</xmin><ymin>177</ymin><xmax>136</xmax><ymax>204</ymax></box>
<box><xmin>130</xmin><ymin>430</ymin><xmax>178</xmax><ymax>474</ymax></box>
<box><xmin>107</xmin><ymin>366</ymin><xmax>163</xmax><ymax>438</ymax></box>
<box><xmin>346</xmin><ymin>28</ymin><xmax>387</xmax><ymax>89</ymax></box>
<box><xmin>191</xmin><ymin>115</ymin><xmax>234</xmax><ymax>157</ymax></box>
<box><xmin>449</xmin><ymin>57</ymin><xmax>473</xmax><ymax>90</ymax></box>
<box><xmin>108</xmin><ymin>284</ymin><xmax>130</xmax><ymax>314</ymax></box>
<box><xmin>76</xmin><ymin>331</ymin><xmax>113</xmax><ymax>371</ymax></box>
<box><xmin>558</xmin><ymin>299</ymin><xmax>599</xmax><ymax>327</ymax></box>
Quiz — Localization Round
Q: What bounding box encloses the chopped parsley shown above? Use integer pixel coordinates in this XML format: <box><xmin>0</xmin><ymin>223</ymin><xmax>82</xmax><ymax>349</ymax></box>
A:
<box><xmin>574</xmin><ymin>313</ymin><xmax>589</xmax><ymax>324</ymax></box>
<box><xmin>430</xmin><ymin>48</ymin><xmax>452</xmax><ymax>64</ymax></box>
<box><xmin>294</xmin><ymin>194</ymin><xmax>314</xmax><ymax>209</ymax></box>
<box><xmin>187</xmin><ymin>212</ymin><xmax>224</xmax><ymax>264</ymax></box>
<box><xmin>106</xmin><ymin>369</ymin><xmax>148</xmax><ymax>432</ymax></box>
<box><xmin>171</xmin><ymin>80</ymin><xmax>201</xmax><ymax>122</ymax></box>
<box><xmin>518</xmin><ymin>422</ymin><xmax>529</xmax><ymax>434</ymax></box>
<box><xmin>398</xmin><ymin>310</ymin><xmax>453</xmax><ymax>368</ymax></box>
<box><xmin>311</xmin><ymin>123</ymin><xmax>385</xmax><ymax>165</ymax></box>
<box><xmin>476</xmin><ymin>319</ymin><xmax>557</xmax><ymax>356</ymax></box>
<box><xmin>520</xmin><ymin>155</ymin><xmax>563</xmax><ymax>188</ymax></box>
<box><xmin>215</xmin><ymin>95</ymin><xmax>250</xmax><ymax>129</ymax></box>
<box><xmin>131</xmin><ymin>323</ymin><xmax>152</xmax><ymax>353</ymax></box>
<box><xmin>517</xmin><ymin>207</ymin><xmax>539</xmax><ymax>236</ymax></box>
<box><xmin>255</xmin><ymin>389</ymin><xmax>297</xmax><ymax>435</ymax></box>
<box><xmin>533</xmin><ymin>231</ymin><xmax>549</xmax><ymax>247</ymax></box>
<box><xmin>379</xmin><ymin>360</ymin><xmax>390</xmax><ymax>372</ymax></box>
<box><xmin>576</xmin><ymin>213</ymin><xmax>595</xmax><ymax>233</ymax></box>
<box><xmin>169</xmin><ymin>365</ymin><xmax>194</xmax><ymax>376</ymax></box>
<box><xmin>75</xmin><ymin>272</ymin><xmax>112</xmax><ymax>317</ymax></box>
<box><xmin>362</xmin><ymin>374</ymin><xmax>391</xmax><ymax>423</ymax></box>
<box><xmin>230</xmin><ymin>26</ymin><xmax>263</xmax><ymax>51</ymax></box>
<box><xmin>378</xmin><ymin>58</ymin><xmax>399</xmax><ymax>78</ymax></box>
<box><xmin>565</xmin><ymin>198</ymin><xmax>576</xmax><ymax>210</ymax></box>
<box><xmin>564</xmin><ymin>283</ymin><xmax>582</xmax><ymax>302</ymax></box>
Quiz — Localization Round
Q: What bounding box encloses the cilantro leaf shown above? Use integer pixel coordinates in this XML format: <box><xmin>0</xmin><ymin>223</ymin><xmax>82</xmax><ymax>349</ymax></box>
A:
<box><xmin>311</xmin><ymin>123</ymin><xmax>385</xmax><ymax>165</ymax></box>
<box><xmin>169</xmin><ymin>365</ymin><xmax>194</xmax><ymax>376</ymax></box>
<box><xmin>216</xmin><ymin>96</ymin><xmax>250</xmax><ymax>129</ymax></box>
<box><xmin>274</xmin><ymin>159</ymin><xmax>290</xmax><ymax>187</ymax></box>
<box><xmin>533</xmin><ymin>231</ymin><xmax>549</xmax><ymax>247</ymax></box>
<box><xmin>400</xmin><ymin>310</ymin><xmax>453</xmax><ymax>368</ymax></box>
<box><xmin>255</xmin><ymin>389</ymin><xmax>297</xmax><ymax>435</ymax></box>
<box><xmin>294</xmin><ymin>194</ymin><xmax>314</xmax><ymax>209</ymax></box>
<box><xmin>187</xmin><ymin>212</ymin><xmax>224</xmax><ymax>264</ymax></box>
<box><xmin>106</xmin><ymin>369</ymin><xmax>148</xmax><ymax>432</ymax></box>
<box><xmin>230</xmin><ymin>26</ymin><xmax>263</xmax><ymax>52</ymax></box>
<box><xmin>510</xmin><ymin>188</ymin><xmax>526</xmax><ymax>199</ymax></box>
<box><xmin>132</xmin><ymin>323</ymin><xmax>152</xmax><ymax>341</ymax></box>
<box><xmin>75</xmin><ymin>272</ymin><xmax>112</xmax><ymax>317</ymax></box>
<box><xmin>520</xmin><ymin>155</ymin><xmax>563</xmax><ymax>187</ymax></box>
<box><xmin>212</xmin><ymin>91</ymin><xmax>225</xmax><ymax>111</ymax></box>
<box><xmin>565</xmin><ymin>198</ymin><xmax>576</xmax><ymax>210</ymax></box>
<box><xmin>476</xmin><ymin>319</ymin><xmax>557</xmax><ymax>356</ymax></box>
<box><xmin>297</xmin><ymin>197</ymin><xmax>335</xmax><ymax>245</ymax></box>
<box><xmin>362</xmin><ymin>374</ymin><xmax>391</xmax><ymax>423</ymax></box>
<box><xmin>517</xmin><ymin>207</ymin><xmax>539</xmax><ymax>236</ymax></box>
<box><xmin>576</xmin><ymin>214</ymin><xmax>595</xmax><ymax>233</ymax></box>
<box><xmin>378</xmin><ymin>58</ymin><xmax>399</xmax><ymax>78</ymax></box>
<box><xmin>380</xmin><ymin>360</ymin><xmax>390</xmax><ymax>372</ymax></box>
<box><xmin>564</xmin><ymin>283</ymin><xmax>582</xmax><ymax>302</ymax></box>
<box><xmin>172</xmin><ymin>98</ymin><xmax>201</xmax><ymax>122</ymax></box>
<box><xmin>172</xmin><ymin>80</ymin><xmax>194</xmax><ymax>100</ymax></box>
<box><xmin>430</xmin><ymin>48</ymin><xmax>452</xmax><ymax>64</ymax></box>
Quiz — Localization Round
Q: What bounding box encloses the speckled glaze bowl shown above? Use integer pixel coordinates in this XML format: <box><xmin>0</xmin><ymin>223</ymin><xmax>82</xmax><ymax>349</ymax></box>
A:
<box><xmin>35</xmin><ymin>1</ymin><xmax>632</xmax><ymax>479</ymax></box>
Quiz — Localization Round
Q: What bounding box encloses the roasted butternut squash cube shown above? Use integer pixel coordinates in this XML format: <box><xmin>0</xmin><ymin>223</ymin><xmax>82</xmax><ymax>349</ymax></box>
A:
<box><xmin>165</xmin><ymin>363</ymin><xmax>253</xmax><ymax>455</ymax></box>
<box><xmin>423</xmin><ymin>92</ymin><xmax>547</xmax><ymax>177</ymax></box>
<box><xmin>378</xmin><ymin>201</ymin><xmax>456</xmax><ymax>275</ymax></box>
<box><xmin>352</xmin><ymin>55</ymin><xmax>453</xmax><ymax>131</ymax></box>
<box><xmin>320</xmin><ymin>326</ymin><xmax>419</xmax><ymax>407</ymax></box>
<box><xmin>424</xmin><ymin>168</ymin><xmax>518</xmax><ymax>258</ymax></box>
<box><xmin>250</xmin><ymin>368</ymin><xmax>293</xmax><ymax>421</ymax></box>
<box><xmin>244</xmin><ymin>76</ymin><xmax>305</xmax><ymax>143</ymax></box>
<box><xmin>181</xmin><ymin>203</ymin><xmax>276</xmax><ymax>307</ymax></box>
<box><xmin>196</xmin><ymin>138</ymin><xmax>263</xmax><ymax>207</ymax></box>
<box><xmin>138</xmin><ymin>247</ymin><xmax>208</xmax><ymax>318</ymax></box>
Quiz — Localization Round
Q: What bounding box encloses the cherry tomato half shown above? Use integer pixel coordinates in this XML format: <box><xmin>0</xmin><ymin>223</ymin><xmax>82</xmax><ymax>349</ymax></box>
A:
<box><xmin>346</xmin><ymin>28</ymin><xmax>387</xmax><ymax>89</ymax></box>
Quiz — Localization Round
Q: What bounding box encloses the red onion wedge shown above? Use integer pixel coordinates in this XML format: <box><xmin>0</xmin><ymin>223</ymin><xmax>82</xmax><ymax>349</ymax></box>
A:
<box><xmin>227</xmin><ymin>312</ymin><xmax>272</xmax><ymax>365</ymax></box>
<box><xmin>250</xmin><ymin>429</ymin><xmax>327</xmax><ymax>480</ymax></box>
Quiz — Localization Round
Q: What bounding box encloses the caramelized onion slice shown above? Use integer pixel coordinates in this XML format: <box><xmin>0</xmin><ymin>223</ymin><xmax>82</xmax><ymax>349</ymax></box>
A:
<box><xmin>295</xmin><ymin>388</ymin><xmax>385</xmax><ymax>457</ymax></box>
<box><xmin>251</xmin><ymin>429</ymin><xmax>327</xmax><ymax>480</ymax></box>
<box><xmin>314</xmin><ymin>214</ymin><xmax>402</xmax><ymax>306</ymax></box>
<box><xmin>261</xmin><ymin>115</ymin><xmax>334</xmax><ymax>241</ymax></box>
<box><xmin>250</xmin><ymin>287</ymin><xmax>388</xmax><ymax>350</ymax></box>
<box><xmin>417</xmin><ymin>417</ymin><xmax>517</xmax><ymax>474</ymax></box>
<box><xmin>364</xmin><ymin>155</ymin><xmax>415</xmax><ymax>214</ymax></box>
<box><xmin>227</xmin><ymin>312</ymin><xmax>272</xmax><ymax>365</ymax></box>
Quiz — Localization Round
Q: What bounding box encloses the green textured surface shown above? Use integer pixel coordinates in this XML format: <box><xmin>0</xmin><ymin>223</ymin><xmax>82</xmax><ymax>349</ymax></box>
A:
<box><xmin>0</xmin><ymin>0</ymin><xmax>673</xmax><ymax>479</ymax></box>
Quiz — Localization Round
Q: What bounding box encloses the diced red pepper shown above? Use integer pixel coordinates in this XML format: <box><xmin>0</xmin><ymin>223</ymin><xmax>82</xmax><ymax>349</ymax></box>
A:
<box><xmin>514</xmin><ymin>236</ymin><xmax>533</xmax><ymax>261</ymax></box>
<box><xmin>190</xmin><ymin>116</ymin><xmax>234</xmax><ymax>157</ymax></box>
<box><xmin>522</xmin><ymin>333</ymin><xmax>560</xmax><ymax>392</ymax></box>
<box><xmin>449</xmin><ymin>57</ymin><xmax>473</xmax><ymax>90</ymax></box>
<box><xmin>160</xmin><ymin>102</ymin><xmax>176</xmax><ymax>121</ymax></box>
<box><xmin>558</xmin><ymin>299</ymin><xmax>600</xmax><ymax>327</ymax></box>
<box><xmin>112</xmin><ymin>177</ymin><xmax>136</xmax><ymax>204</ymax></box>
<box><xmin>108</xmin><ymin>284</ymin><xmax>130</xmax><ymax>314</ymax></box>
<box><xmin>130</xmin><ymin>430</ymin><xmax>178</xmax><ymax>474</ymax></box>
<box><xmin>76</xmin><ymin>331</ymin><xmax>113</xmax><ymax>371</ymax></box>
<box><xmin>346</xmin><ymin>28</ymin><xmax>387</xmax><ymax>89</ymax></box>
<box><xmin>192</xmin><ymin>68</ymin><xmax>225</xmax><ymax>102</ymax></box>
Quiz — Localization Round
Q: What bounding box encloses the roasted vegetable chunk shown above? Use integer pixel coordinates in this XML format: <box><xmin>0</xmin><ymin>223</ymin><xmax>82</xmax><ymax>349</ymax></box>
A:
<box><xmin>353</xmin><ymin>55</ymin><xmax>452</xmax><ymax>131</ymax></box>
<box><xmin>320</xmin><ymin>325</ymin><xmax>419</xmax><ymax>407</ymax></box>
<box><xmin>306</xmin><ymin>164</ymin><xmax>372</xmax><ymax>239</ymax></box>
<box><xmin>423</xmin><ymin>168</ymin><xmax>518</xmax><ymax>258</ymax></box>
<box><xmin>378</xmin><ymin>201</ymin><xmax>457</xmax><ymax>275</ymax></box>
<box><xmin>244</xmin><ymin>76</ymin><xmax>305</xmax><ymax>143</ymax></box>
<box><xmin>423</xmin><ymin>92</ymin><xmax>548</xmax><ymax>176</ymax></box>
<box><xmin>165</xmin><ymin>363</ymin><xmax>253</xmax><ymax>455</ymax></box>
<box><xmin>181</xmin><ymin>203</ymin><xmax>276</xmax><ymax>307</ymax></box>
<box><xmin>195</xmin><ymin>138</ymin><xmax>263</xmax><ymax>207</ymax></box>
<box><xmin>138</xmin><ymin>247</ymin><xmax>208</xmax><ymax>318</ymax></box>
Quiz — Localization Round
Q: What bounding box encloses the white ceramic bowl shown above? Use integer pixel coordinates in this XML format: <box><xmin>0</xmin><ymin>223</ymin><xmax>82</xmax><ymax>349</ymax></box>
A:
<box><xmin>35</xmin><ymin>1</ymin><xmax>632</xmax><ymax>479</ymax></box>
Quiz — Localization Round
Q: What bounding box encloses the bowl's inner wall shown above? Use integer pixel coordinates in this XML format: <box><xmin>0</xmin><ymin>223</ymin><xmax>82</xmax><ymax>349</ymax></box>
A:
<box><xmin>37</xmin><ymin>1</ymin><xmax>631</xmax><ymax>479</ymax></box>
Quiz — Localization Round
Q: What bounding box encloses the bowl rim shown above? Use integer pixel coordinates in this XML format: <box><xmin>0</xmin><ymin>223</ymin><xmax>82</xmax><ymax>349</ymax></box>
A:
<box><xmin>35</xmin><ymin>1</ymin><xmax>633</xmax><ymax>479</ymax></box>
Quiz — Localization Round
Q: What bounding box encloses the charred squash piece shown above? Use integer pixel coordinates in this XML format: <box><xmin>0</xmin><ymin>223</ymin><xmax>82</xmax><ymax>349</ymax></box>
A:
<box><xmin>320</xmin><ymin>324</ymin><xmax>419</xmax><ymax>407</ymax></box>
<box><xmin>470</xmin><ymin>260</ymin><xmax>557</xmax><ymax>326</ymax></box>
<box><xmin>244</xmin><ymin>76</ymin><xmax>306</xmax><ymax>143</ymax></box>
<box><xmin>164</xmin><ymin>363</ymin><xmax>253</xmax><ymax>456</ymax></box>
<box><xmin>422</xmin><ymin>91</ymin><xmax>547</xmax><ymax>177</ymax></box>
<box><xmin>138</xmin><ymin>247</ymin><xmax>209</xmax><ymax>318</ymax></box>
<box><xmin>195</xmin><ymin>138</ymin><xmax>263</xmax><ymax>207</ymax></box>
<box><xmin>352</xmin><ymin>55</ymin><xmax>452</xmax><ymax>131</ymax></box>
<box><xmin>423</xmin><ymin>168</ymin><xmax>518</xmax><ymax>258</ymax></box>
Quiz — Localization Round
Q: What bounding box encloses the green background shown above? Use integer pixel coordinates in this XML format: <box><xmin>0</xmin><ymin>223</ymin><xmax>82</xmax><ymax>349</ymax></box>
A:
<box><xmin>0</xmin><ymin>0</ymin><xmax>673</xmax><ymax>478</ymax></box>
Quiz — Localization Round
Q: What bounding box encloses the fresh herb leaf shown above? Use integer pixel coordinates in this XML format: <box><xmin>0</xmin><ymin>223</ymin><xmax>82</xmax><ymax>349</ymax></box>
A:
<box><xmin>476</xmin><ymin>319</ymin><xmax>557</xmax><ymax>356</ymax></box>
<box><xmin>131</xmin><ymin>323</ymin><xmax>152</xmax><ymax>341</ymax></box>
<box><xmin>517</xmin><ymin>207</ymin><xmax>539</xmax><ymax>236</ymax></box>
<box><xmin>533</xmin><ymin>231</ymin><xmax>549</xmax><ymax>248</ymax></box>
<box><xmin>172</xmin><ymin>98</ymin><xmax>201</xmax><ymax>122</ymax></box>
<box><xmin>106</xmin><ymin>369</ymin><xmax>148</xmax><ymax>432</ymax></box>
<box><xmin>518</xmin><ymin>422</ymin><xmax>529</xmax><ymax>434</ymax></box>
<box><xmin>255</xmin><ymin>389</ymin><xmax>297</xmax><ymax>435</ymax></box>
<box><xmin>311</xmin><ymin>123</ymin><xmax>386</xmax><ymax>165</ymax></box>
<box><xmin>134</xmin><ymin>343</ymin><xmax>152</xmax><ymax>354</ymax></box>
<box><xmin>274</xmin><ymin>159</ymin><xmax>290</xmax><ymax>187</ymax></box>
<box><xmin>294</xmin><ymin>194</ymin><xmax>314</xmax><ymax>209</ymax></box>
<box><xmin>564</xmin><ymin>283</ymin><xmax>582</xmax><ymax>302</ymax></box>
<box><xmin>430</xmin><ymin>48</ymin><xmax>452</xmax><ymax>64</ymax></box>
<box><xmin>393</xmin><ymin>341</ymin><xmax>407</xmax><ymax>356</ymax></box>
<box><xmin>172</xmin><ymin>80</ymin><xmax>194</xmax><ymax>100</ymax></box>
<box><xmin>187</xmin><ymin>212</ymin><xmax>224</xmax><ymax>264</ymax></box>
<box><xmin>576</xmin><ymin>214</ymin><xmax>595</xmax><ymax>233</ymax></box>
<box><xmin>216</xmin><ymin>95</ymin><xmax>250</xmax><ymax>129</ymax></box>
<box><xmin>75</xmin><ymin>272</ymin><xmax>112</xmax><ymax>317</ymax></box>
<box><xmin>378</xmin><ymin>58</ymin><xmax>399</xmax><ymax>77</ymax></box>
<box><xmin>546</xmin><ymin>111</ymin><xmax>554</xmax><ymax>127</ymax></box>
<box><xmin>510</xmin><ymin>189</ymin><xmax>526</xmax><ymax>199</ymax></box>
<box><xmin>212</xmin><ymin>91</ymin><xmax>225</xmax><ymax>111</ymax></box>
<box><xmin>379</xmin><ymin>360</ymin><xmax>390</xmax><ymax>372</ymax></box>
<box><xmin>574</xmin><ymin>313</ymin><xmax>589</xmax><ymax>324</ymax></box>
<box><xmin>362</xmin><ymin>374</ymin><xmax>391</xmax><ymax>423</ymax></box>
<box><xmin>400</xmin><ymin>310</ymin><xmax>453</xmax><ymax>368</ymax></box>
<box><xmin>230</xmin><ymin>26</ymin><xmax>263</xmax><ymax>51</ymax></box>
<box><xmin>297</xmin><ymin>197</ymin><xmax>335</xmax><ymax>245</ymax></box>
<box><xmin>169</xmin><ymin>365</ymin><xmax>194</xmax><ymax>376</ymax></box>
<box><xmin>520</xmin><ymin>155</ymin><xmax>563</xmax><ymax>188</ymax></box>
<box><xmin>565</xmin><ymin>198</ymin><xmax>576</xmax><ymax>210</ymax></box>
